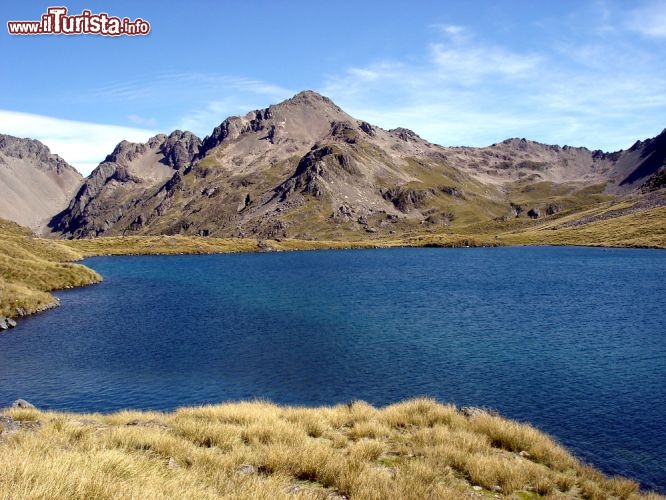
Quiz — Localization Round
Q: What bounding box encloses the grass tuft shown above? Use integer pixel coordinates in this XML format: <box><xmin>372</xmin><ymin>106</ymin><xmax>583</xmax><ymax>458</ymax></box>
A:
<box><xmin>0</xmin><ymin>399</ymin><xmax>660</xmax><ymax>499</ymax></box>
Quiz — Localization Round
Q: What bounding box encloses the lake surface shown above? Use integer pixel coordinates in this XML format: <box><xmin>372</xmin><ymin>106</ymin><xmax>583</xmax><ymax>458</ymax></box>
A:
<box><xmin>0</xmin><ymin>247</ymin><xmax>664</xmax><ymax>491</ymax></box>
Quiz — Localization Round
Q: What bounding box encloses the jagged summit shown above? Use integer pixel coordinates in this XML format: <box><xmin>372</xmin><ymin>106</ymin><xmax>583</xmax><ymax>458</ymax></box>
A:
<box><xmin>200</xmin><ymin>90</ymin><xmax>354</xmax><ymax>156</ymax></box>
<box><xmin>0</xmin><ymin>134</ymin><xmax>75</xmax><ymax>175</ymax></box>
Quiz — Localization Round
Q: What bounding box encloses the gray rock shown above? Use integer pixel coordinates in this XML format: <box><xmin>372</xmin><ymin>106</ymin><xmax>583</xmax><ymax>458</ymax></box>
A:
<box><xmin>7</xmin><ymin>318</ymin><xmax>17</xmax><ymax>328</ymax></box>
<box><xmin>77</xmin><ymin>418</ymin><xmax>100</xmax><ymax>426</ymax></box>
<box><xmin>237</xmin><ymin>464</ymin><xmax>257</xmax><ymax>475</ymax></box>
<box><xmin>0</xmin><ymin>416</ymin><xmax>19</xmax><ymax>434</ymax></box>
<box><xmin>0</xmin><ymin>317</ymin><xmax>7</xmax><ymax>330</ymax></box>
<box><xmin>460</xmin><ymin>406</ymin><xmax>499</xmax><ymax>418</ymax></box>
<box><xmin>11</xmin><ymin>399</ymin><xmax>36</xmax><ymax>409</ymax></box>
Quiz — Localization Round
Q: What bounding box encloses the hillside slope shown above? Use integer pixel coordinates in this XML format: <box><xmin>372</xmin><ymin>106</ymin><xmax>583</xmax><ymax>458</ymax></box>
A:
<box><xmin>47</xmin><ymin>91</ymin><xmax>666</xmax><ymax>241</ymax></box>
<box><xmin>0</xmin><ymin>218</ymin><xmax>101</xmax><ymax>321</ymax></box>
<box><xmin>0</xmin><ymin>135</ymin><xmax>83</xmax><ymax>233</ymax></box>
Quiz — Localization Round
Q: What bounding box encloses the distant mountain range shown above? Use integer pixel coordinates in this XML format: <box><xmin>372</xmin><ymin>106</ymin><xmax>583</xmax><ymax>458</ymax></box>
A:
<box><xmin>2</xmin><ymin>91</ymin><xmax>665</xmax><ymax>239</ymax></box>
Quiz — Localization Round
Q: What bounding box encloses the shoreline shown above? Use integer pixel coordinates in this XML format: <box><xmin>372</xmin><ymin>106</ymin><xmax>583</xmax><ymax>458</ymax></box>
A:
<box><xmin>5</xmin><ymin>235</ymin><xmax>663</xmax><ymax>326</ymax></box>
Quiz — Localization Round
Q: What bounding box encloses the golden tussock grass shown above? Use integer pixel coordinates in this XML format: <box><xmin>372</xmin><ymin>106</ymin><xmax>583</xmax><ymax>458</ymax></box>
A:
<box><xmin>0</xmin><ymin>398</ymin><xmax>661</xmax><ymax>499</ymax></box>
<box><xmin>0</xmin><ymin>218</ymin><xmax>101</xmax><ymax>318</ymax></box>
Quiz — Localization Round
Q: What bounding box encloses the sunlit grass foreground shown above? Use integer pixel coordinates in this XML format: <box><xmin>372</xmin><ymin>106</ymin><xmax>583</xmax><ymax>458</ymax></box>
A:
<box><xmin>1</xmin><ymin>398</ymin><xmax>660</xmax><ymax>499</ymax></box>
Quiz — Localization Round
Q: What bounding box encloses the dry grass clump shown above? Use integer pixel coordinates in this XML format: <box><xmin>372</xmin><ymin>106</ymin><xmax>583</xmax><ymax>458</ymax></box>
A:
<box><xmin>0</xmin><ymin>218</ymin><xmax>101</xmax><ymax>318</ymax></box>
<box><xmin>0</xmin><ymin>398</ymin><xmax>660</xmax><ymax>499</ymax></box>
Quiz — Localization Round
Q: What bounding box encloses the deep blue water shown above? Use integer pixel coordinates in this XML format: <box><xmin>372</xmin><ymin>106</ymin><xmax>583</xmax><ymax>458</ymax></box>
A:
<box><xmin>0</xmin><ymin>247</ymin><xmax>664</xmax><ymax>491</ymax></box>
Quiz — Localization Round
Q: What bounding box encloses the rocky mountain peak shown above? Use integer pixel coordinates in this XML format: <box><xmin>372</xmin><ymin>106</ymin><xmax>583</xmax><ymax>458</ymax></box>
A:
<box><xmin>161</xmin><ymin>130</ymin><xmax>201</xmax><ymax>170</ymax></box>
<box><xmin>102</xmin><ymin>132</ymin><xmax>200</xmax><ymax>171</ymax></box>
<box><xmin>0</xmin><ymin>134</ymin><xmax>78</xmax><ymax>175</ymax></box>
<box><xmin>200</xmin><ymin>91</ymin><xmax>355</xmax><ymax>156</ymax></box>
<box><xmin>279</xmin><ymin>90</ymin><xmax>344</xmax><ymax>113</ymax></box>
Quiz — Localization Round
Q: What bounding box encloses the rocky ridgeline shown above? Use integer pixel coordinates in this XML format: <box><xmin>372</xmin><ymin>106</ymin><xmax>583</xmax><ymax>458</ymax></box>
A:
<box><xmin>0</xmin><ymin>134</ymin><xmax>74</xmax><ymax>175</ymax></box>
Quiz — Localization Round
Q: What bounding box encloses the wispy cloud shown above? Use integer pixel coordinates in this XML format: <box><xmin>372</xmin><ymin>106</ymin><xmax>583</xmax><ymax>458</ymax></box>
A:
<box><xmin>626</xmin><ymin>0</ymin><xmax>666</xmax><ymax>38</ymax></box>
<box><xmin>128</xmin><ymin>114</ymin><xmax>158</xmax><ymax>127</ymax></box>
<box><xmin>78</xmin><ymin>72</ymin><xmax>293</xmax><ymax>137</ymax></box>
<box><xmin>323</xmin><ymin>15</ymin><xmax>666</xmax><ymax>151</ymax></box>
<box><xmin>0</xmin><ymin>110</ymin><xmax>158</xmax><ymax>175</ymax></box>
<box><xmin>429</xmin><ymin>42</ymin><xmax>540</xmax><ymax>83</ymax></box>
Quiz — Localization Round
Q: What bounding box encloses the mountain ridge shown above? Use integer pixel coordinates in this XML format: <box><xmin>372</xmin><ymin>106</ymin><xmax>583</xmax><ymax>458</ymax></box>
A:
<box><xmin>1</xmin><ymin>91</ymin><xmax>664</xmax><ymax>240</ymax></box>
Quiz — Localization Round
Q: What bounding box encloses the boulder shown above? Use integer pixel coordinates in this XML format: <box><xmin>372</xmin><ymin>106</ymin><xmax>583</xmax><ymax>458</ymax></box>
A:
<box><xmin>11</xmin><ymin>399</ymin><xmax>36</xmax><ymax>409</ymax></box>
<box><xmin>0</xmin><ymin>317</ymin><xmax>16</xmax><ymax>329</ymax></box>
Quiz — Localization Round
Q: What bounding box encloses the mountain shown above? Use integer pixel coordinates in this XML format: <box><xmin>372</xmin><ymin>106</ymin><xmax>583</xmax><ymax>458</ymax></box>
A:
<box><xmin>47</xmin><ymin>91</ymin><xmax>665</xmax><ymax>239</ymax></box>
<box><xmin>0</xmin><ymin>135</ymin><xmax>83</xmax><ymax>233</ymax></box>
<box><xmin>49</xmin><ymin>131</ymin><xmax>200</xmax><ymax>237</ymax></box>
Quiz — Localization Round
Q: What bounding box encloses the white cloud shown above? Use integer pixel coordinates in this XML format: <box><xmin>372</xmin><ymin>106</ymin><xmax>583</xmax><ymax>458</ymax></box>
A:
<box><xmin>430</xmin><ymin>42</ymin><xmax>540</xmax><ymax>83</ymax></box>
<box><xmin>82</xmin><ymin>72</ymin><xmax>292</xmax><ymax>104</ymax></box>
<box><xmin>0</xmin><ymin>110</ymin><xmax>158</xmax><ymax>175</ymax></box>
<box><xmin>323</xmin><ymin>22</ymin><xmax>666</xmax><ymax>152</ymax></box>
<box><xmin>626</xmin><ymin>0</ymin><xmax>666</xmax><ymax>37</ymax></box>
<box><xmin>78</xmin><ymin>72</ymin><xmax>294</xmax><ymax>140</ymax></box>
<box><xmin>128</xmin><ymin>114</ymin><xmax>158</xmax><ymax>127</ymax></box>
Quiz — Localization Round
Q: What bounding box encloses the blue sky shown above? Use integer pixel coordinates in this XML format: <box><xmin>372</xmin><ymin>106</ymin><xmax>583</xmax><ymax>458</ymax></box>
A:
<box><xmin>2</xmin><ymin>0</ymin><xmax>665</xmax><ymax>174</ymax></box>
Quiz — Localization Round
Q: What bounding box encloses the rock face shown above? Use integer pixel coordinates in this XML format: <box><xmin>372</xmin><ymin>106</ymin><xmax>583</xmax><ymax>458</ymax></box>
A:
<box><xmin>0</xmin><ymin>135</ymin><xmax>83</xmax><ymax>233</ymax></box>
<box><xmin>44</xmin><ymin>91</ymin><xmax>665</xmax><ymax>240</ymax></box>
<box><xmin>49</xmin><ymin>131</ymin><xmax>201</xmax><ymax>238</ymax></box>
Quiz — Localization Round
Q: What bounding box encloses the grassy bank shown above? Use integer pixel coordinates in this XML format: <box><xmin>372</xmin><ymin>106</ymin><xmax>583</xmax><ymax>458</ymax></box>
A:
<box><xmin>1</xmin><ymin>398</ymin><xmax>660</xmax><ymax>499</ymax></box>
<box><xmin>61</xmin><ymin>207</ymin><xmax>665</xmax><ymax>259</ymax></box>
<box><xmin>0</xmin><ymin>218</ymin><xmax>102</xmax><ymax>319</ymax></box>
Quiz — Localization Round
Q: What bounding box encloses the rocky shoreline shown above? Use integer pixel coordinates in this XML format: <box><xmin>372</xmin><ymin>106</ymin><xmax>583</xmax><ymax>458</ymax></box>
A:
<box><xmin>0</xmin><ymin>316</ymin><xmax>17</xmax><ymax>330</ymax></box>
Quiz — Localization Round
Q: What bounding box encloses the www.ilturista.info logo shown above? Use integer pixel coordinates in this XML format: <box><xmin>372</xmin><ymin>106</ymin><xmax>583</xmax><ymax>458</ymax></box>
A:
<box><xmin>7</xmin><ymin>7</ymin><xmax>150</xmax><ymax>36</ymax></box>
